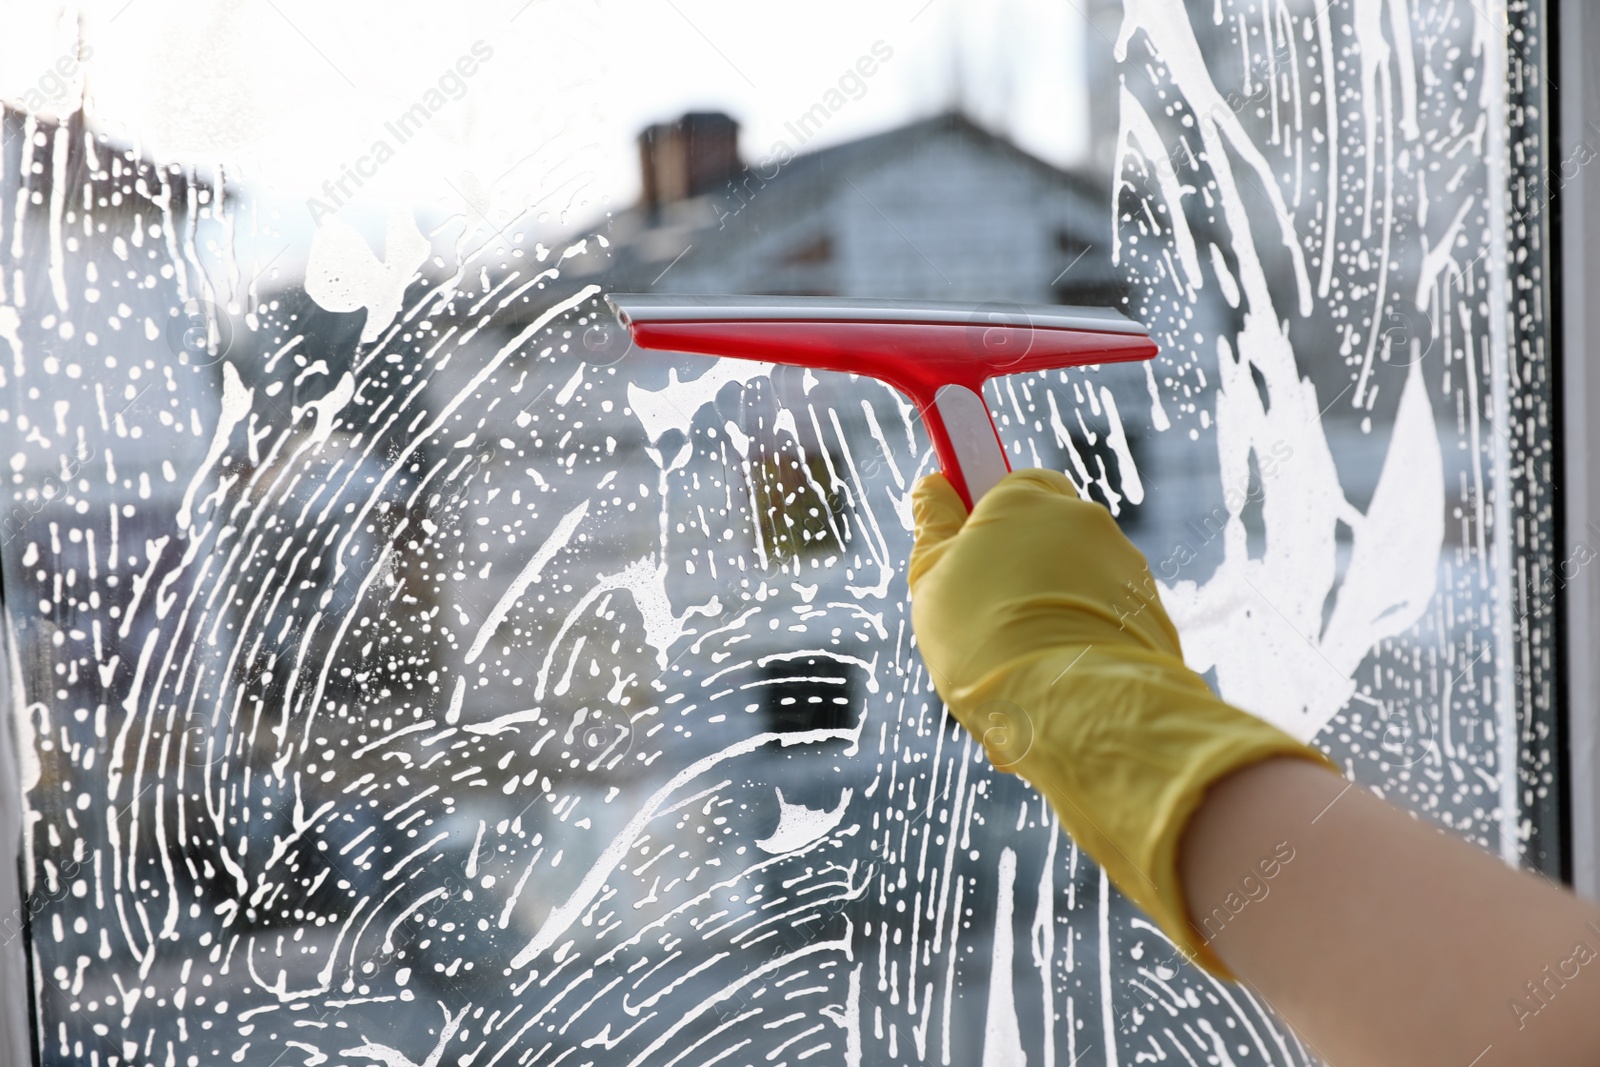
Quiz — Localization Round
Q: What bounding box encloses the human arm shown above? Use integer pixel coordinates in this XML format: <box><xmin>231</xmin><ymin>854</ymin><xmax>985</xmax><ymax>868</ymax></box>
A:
<box><xmin>1183</xmin><ymin>755</ymin><xmax>1600</xmax><ymax>1066</ymax></box>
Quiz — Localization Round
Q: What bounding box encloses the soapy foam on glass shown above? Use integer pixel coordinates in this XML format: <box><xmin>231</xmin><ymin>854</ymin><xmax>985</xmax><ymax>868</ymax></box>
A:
<box><xmin>0</xmin><ymin>3</ymin><xmax>1549</xmax><ymax>1064</ymax></box>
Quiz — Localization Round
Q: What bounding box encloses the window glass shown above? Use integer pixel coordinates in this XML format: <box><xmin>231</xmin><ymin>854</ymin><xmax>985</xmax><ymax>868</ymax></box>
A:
<box><xmin>0</xmin><ymin>2</ymin><xmax>1556</xmax><ymax>1064</ymax></box>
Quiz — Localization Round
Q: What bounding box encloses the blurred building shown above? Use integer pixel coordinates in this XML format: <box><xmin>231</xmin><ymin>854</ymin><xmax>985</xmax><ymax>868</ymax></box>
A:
<box><xmin>597</xmin><ymin>109</ymin><xmax>1126</xmax><ymax>307</ymax></box>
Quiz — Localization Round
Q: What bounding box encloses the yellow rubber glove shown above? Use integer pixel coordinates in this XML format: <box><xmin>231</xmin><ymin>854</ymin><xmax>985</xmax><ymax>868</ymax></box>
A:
<box><xmin>908</xmin><ymin>468</ymin><xmax>1339</xmax><ymax>977</ymax></box>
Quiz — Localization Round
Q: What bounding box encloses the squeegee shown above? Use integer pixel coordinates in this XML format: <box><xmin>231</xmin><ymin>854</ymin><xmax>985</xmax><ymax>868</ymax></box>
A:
<box><xmin>605</xmin><ymin>294</ymin><xmax>1158</xmax><ymax>508</ymax></box>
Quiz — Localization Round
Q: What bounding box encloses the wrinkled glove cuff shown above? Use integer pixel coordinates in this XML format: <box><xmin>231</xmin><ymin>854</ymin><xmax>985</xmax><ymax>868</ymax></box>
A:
<box><xmin>948</xmin><ymin>648</ymin><xmax>1342</xmax><ymax>980</ymax></box>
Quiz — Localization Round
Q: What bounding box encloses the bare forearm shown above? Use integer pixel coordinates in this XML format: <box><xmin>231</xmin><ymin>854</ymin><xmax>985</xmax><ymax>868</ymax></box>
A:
<box><xmin>1180</xmin><ymin>757</ymin><xmax>1600</xmax><ymax>1066</ymax></box>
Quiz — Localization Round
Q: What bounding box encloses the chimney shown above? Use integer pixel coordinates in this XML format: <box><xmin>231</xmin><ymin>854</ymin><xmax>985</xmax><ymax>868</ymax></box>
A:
<box><xmin>638</xmin><ymin>111</ymin><xmax>742</xmax><ymax>215</ymax></box>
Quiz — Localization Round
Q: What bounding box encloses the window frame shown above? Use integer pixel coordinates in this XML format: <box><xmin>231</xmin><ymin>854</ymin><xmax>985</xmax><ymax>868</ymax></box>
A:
<box><xmin>0</xmin><ymin>0</ymin><xmax>1578</xmax><ymax>1060</ymax></box>
<box><xmin>0</xmin><ymin>620</ymin><xmax>30</xmax><ymax>1065</ymax></box>
<box><xmin>1557</xmin><ymin>0</ymin><xmax>1599</xmax><ymax>900</ymax></box>
<box><xmin>1501</xmin><ymin>0</ymin><xmax>1566</xmax><ymax>882</ymax></box>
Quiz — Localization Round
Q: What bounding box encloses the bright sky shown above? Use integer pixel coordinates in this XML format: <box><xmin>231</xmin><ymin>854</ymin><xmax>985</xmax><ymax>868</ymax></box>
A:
<box><xmin>1</xmin><ymin>0</ymin><xmax>1092</xmax><ymax>249</ymax></box>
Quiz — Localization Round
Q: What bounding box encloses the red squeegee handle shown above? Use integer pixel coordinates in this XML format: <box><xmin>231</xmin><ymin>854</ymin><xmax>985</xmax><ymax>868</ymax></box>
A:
<box><xmin>618</xmin><ymin>318</ymin><xmax>1158</xmax><ymax>510</ymax></box>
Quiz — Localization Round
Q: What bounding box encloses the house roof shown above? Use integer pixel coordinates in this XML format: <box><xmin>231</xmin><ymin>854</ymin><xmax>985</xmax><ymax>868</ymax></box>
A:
<box><xmin>573</xmin><ymin>110</ymin><xmax>1111</xmax><ymax>293</ymax></box>
<box><xmin>751</xmin><ymin>110</ymin><xmax>1108</xmax><ymax>205</ymax></box>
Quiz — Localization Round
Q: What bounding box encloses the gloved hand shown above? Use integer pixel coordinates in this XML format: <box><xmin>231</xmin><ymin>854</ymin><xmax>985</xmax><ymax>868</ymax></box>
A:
<box><xmin>908</xmin><ymin>468</ymin><xmax>1338</xmax><ymax>977</ymax></box>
